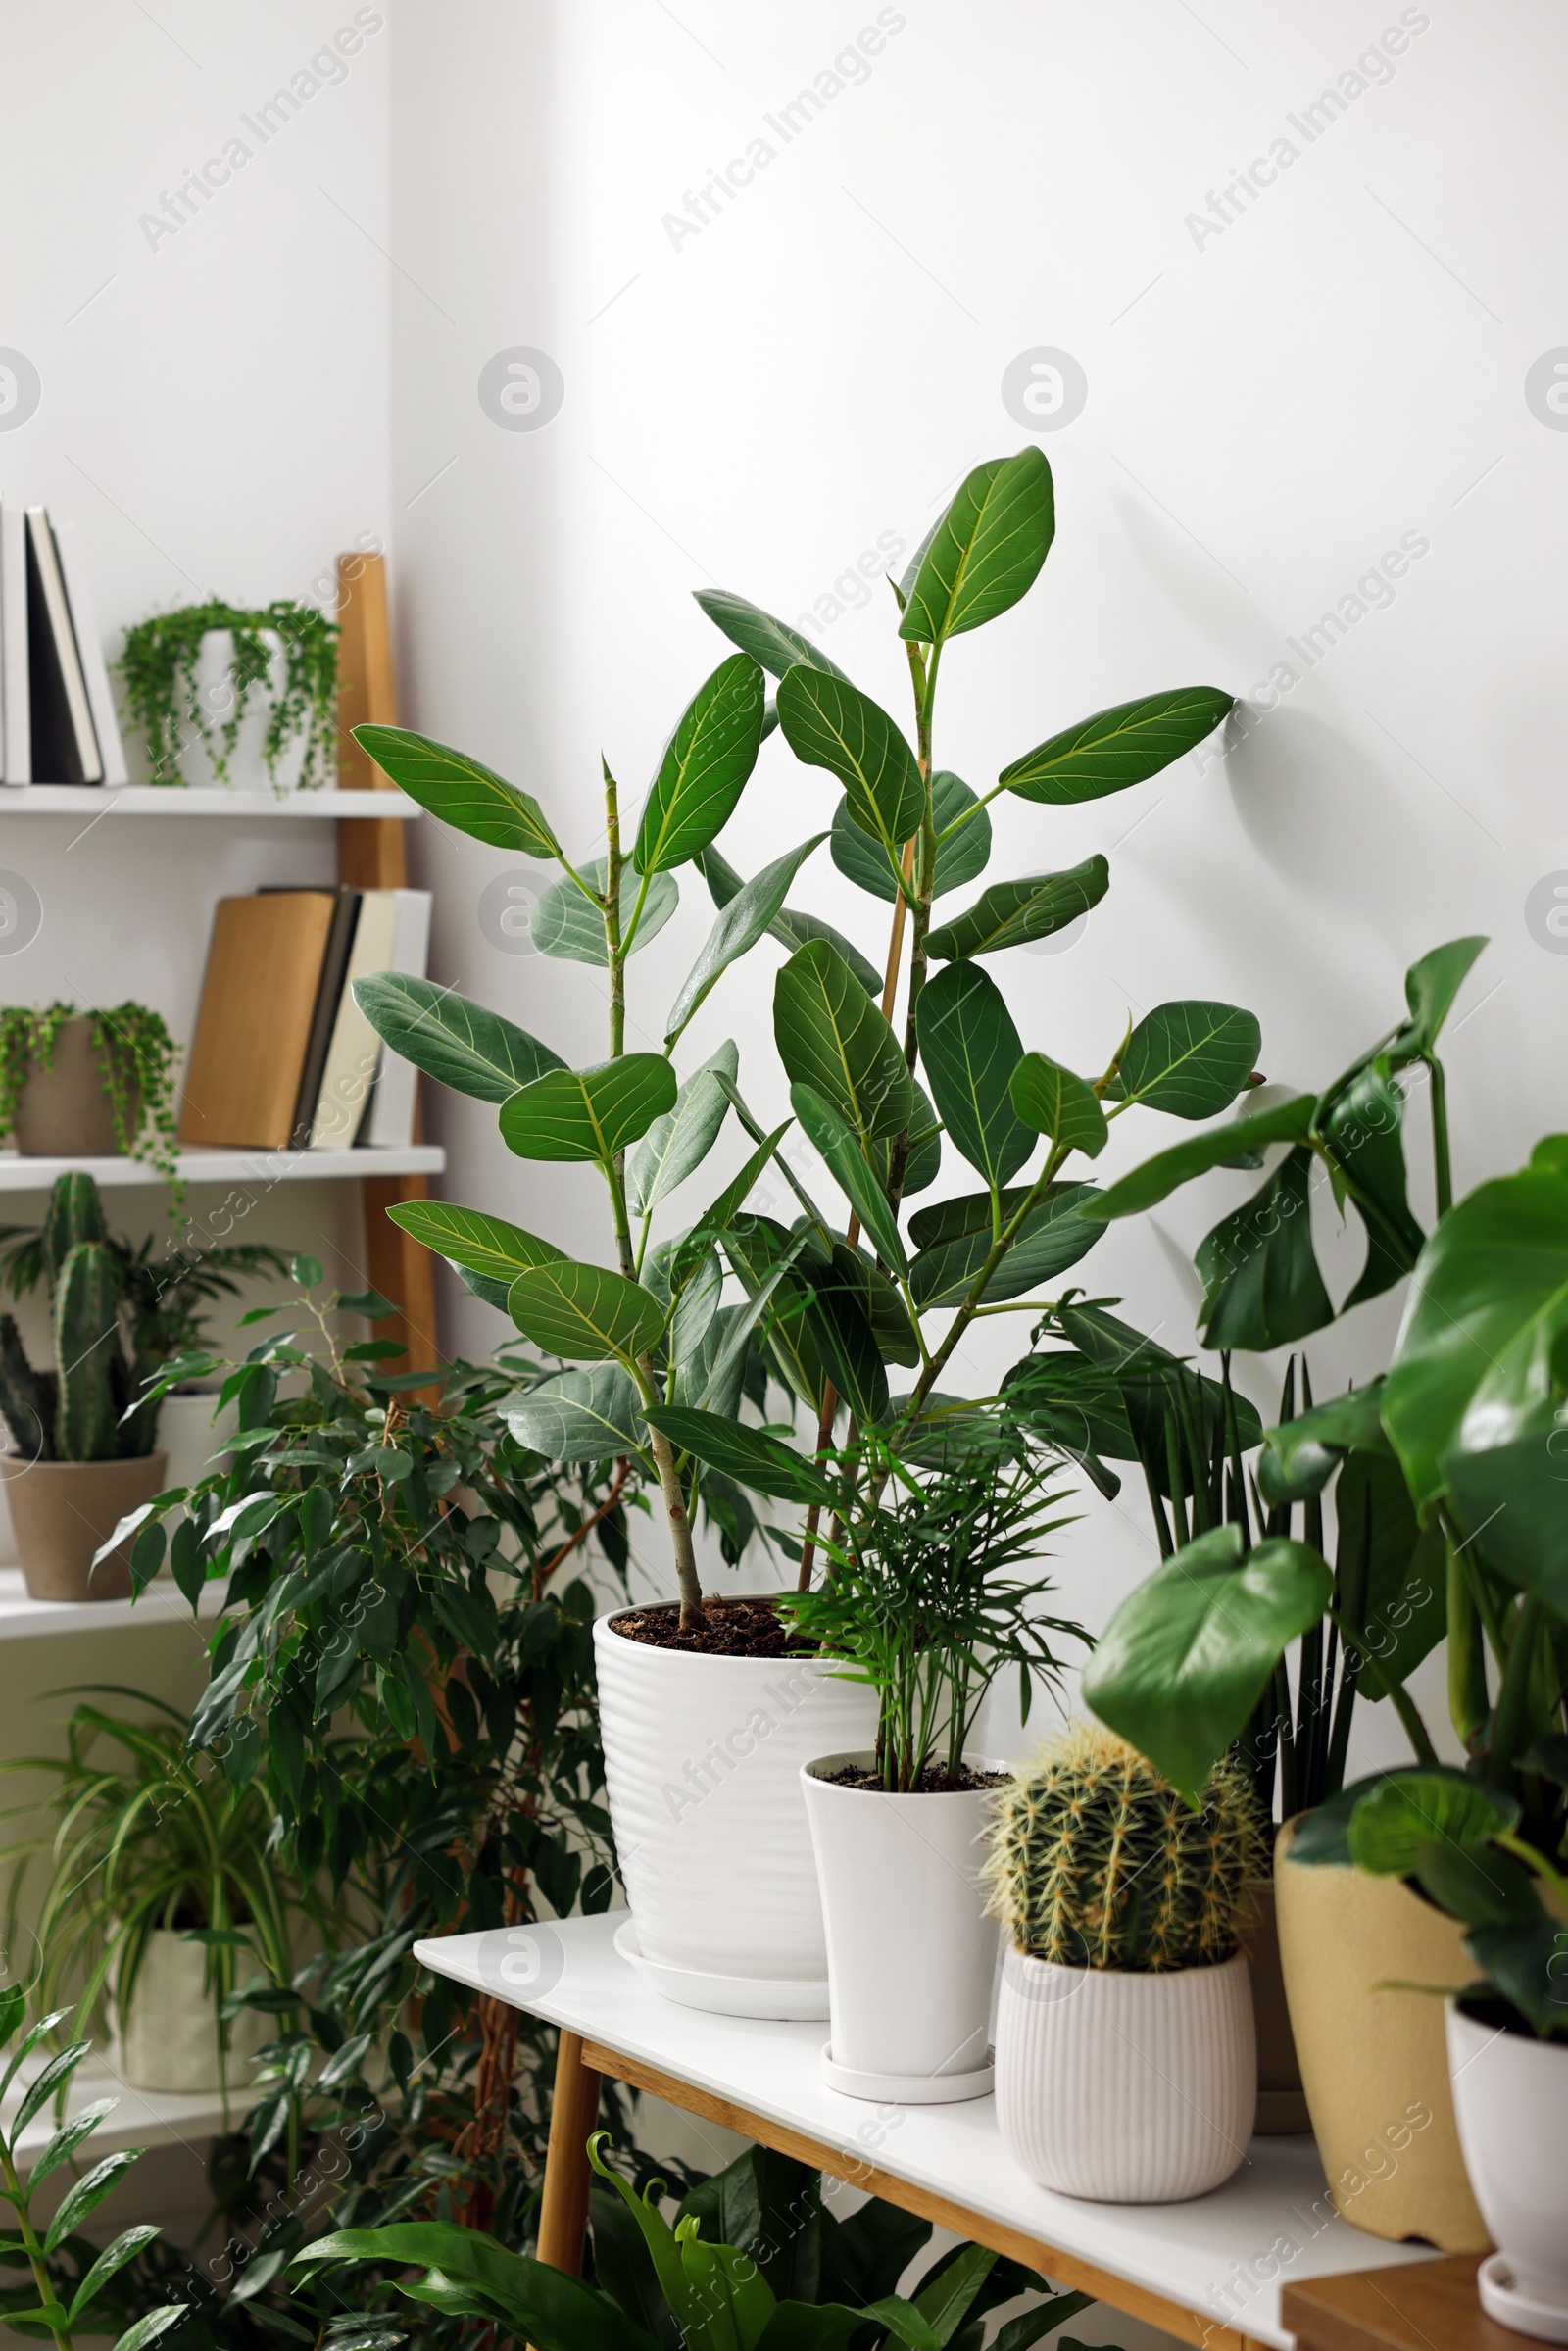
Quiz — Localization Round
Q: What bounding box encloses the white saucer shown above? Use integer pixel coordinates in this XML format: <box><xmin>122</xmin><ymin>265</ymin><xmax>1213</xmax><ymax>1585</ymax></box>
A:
<box><xmin>819</xmin><ymin>2040</ymin><xmax>995</xmax><ymax>2104</ymax></box>
<box><xmin>612</xmin><ymin>1917</ymin><xmax>831</xmax><ymax>2021</ymax></box>
<box><xmin>1479</xmin><ymin>2253</ymin><xmax>1568</xmax><ymax>2344</ymax></box>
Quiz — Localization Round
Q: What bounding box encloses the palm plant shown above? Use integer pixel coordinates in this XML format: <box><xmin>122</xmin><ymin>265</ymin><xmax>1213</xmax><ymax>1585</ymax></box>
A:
<box><xmin>0</xmin><ymin>1692</ymin><xmax>300</xmax><ymax>2060</ymax></box>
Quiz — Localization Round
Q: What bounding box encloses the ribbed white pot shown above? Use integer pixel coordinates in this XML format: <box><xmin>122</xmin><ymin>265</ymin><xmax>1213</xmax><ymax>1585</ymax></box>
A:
<box><xmin>996</xmin><ymin>1944</ymin><xmax>1255</xmax><ymax>2201</ymax></box>
<box><xmin>181</xmin><ymin>630</ymin><xmax>309</xmax><ymax>793</ymax></box>
<box><xmin>593</xmin><ymin>1609</ymin><xmax>876</xmax><ymax>2013</ymax></box>
<box><xmin>802</xmin><ymin>1751</ymin><xmax>1003</xmax><ymax>2103</ymax></box>
<box><xmin>112</xmin><ymin>1929</ymin><xmax>271</xmax><ymax>2094</ymax></box>
<box><xmin>1448</xmin><ymin>1997</ymin><xmax>1568</xmax><ymax>2339</ymax></box>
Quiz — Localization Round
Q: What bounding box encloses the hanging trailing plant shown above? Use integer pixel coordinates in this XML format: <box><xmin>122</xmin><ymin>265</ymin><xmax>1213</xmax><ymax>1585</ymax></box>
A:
<box><xmin>0</xmin><ymin>1003</ymin><xmax>184</xmax><ymax>1204</ymax></box>
<box><xmin>117</xmin><ymin>598</ymin><xmax>339</xmax><ymax>789</ymax></box>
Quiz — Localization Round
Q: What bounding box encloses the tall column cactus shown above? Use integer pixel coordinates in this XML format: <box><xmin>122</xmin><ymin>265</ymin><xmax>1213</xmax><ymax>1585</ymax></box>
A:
<box><xmin>53</xmin><ymin>1242</ymin><xmax>124</xmax><ymax>1461</ymax></box>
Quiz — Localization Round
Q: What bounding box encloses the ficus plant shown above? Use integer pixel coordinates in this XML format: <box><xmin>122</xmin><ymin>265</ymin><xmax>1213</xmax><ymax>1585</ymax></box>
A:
<box><xmin>1079</xmin><ymin>939</ymin><xmax>1568</xmax><ymax>2014</ymax></box>
<box><xmin>350</xmin><ymin>449</ymin><xmax>1256</xmax><ymax>1618</ymax></box>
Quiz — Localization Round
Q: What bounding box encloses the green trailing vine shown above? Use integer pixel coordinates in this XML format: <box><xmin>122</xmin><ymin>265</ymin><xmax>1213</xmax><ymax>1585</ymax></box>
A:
<box><xmin>117</xmin><ymin>598</ymin><xmax>339</xmax><ymax>789</ymax></box>
<box><xmin>0</xmin><ymin>1005</ymin><xmax>184</xmax><ymax>1208</ymax></box>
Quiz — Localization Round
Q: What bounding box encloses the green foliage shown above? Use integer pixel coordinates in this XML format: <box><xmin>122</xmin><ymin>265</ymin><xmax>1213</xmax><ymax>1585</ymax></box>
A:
<box><xmin>118</xmin><ymin>599</ymin><xmax>338</xmax><ymax>789</ymax></box>
<box><xmin>780</xmin><ymin>1423</ymin><xmax>1082</xmax><ymax>1790</ymax></box>
<box><xmin>52</xmin><ymin>1241</ymin><xmax>121</xmax><ymax>1460</ymax></box>
<box><xmin>0</xmin><ymin>1005</ymin><xmax>182</xmax><ymax>1200</ymax></box>
<box><xmin>0</xmin><ymin>1988</ymin><xmax>186</xmax><ymax>2351</ymax></box>
<box><xmin>985</xmin><ymin>1724</ymin><xmax>1264</xmax><ymax>1971</ymax></box>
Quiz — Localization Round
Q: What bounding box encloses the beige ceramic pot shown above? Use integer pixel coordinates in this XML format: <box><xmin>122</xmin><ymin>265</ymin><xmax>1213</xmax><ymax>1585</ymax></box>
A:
<box><xmin>112</xmin><ymin>1928</ymin><xmax>272</xmax><ymax>2095</ymax></box>
<box><xmin>0</xmin><ymin>1453</ymin><xmax>167</xmax><ymax>1601</ymax></box>
<box><xmin>12</xmin><ymin>1017</ymin><xmax>139</xmax><ymax>1155</ymax></box>
<box><xmin>1275</xmin><ymin>1815</ymin><xmax>1490</xmax><ymax>2251</ymax></box>
<box><xmin>1247</xmin><ymin>1874</ymin><xmax>1310</xmax><ymax>2133</ymax></box>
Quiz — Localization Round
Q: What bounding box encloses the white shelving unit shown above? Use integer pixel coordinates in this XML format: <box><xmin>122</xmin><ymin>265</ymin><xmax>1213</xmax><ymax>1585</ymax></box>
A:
<box><xmin>0</xmin><ymin>785</ymin><xmax>420</xmax><ymax>817</ymax></box>
<box><xmin>4</xmin><ymin>2050</ymin><xmax>239</xmax><ymax>2164</ymax></box>
<box><xmin>0</xmin><ymin>1146</ymin><xmax>445</xmax><ymax>1191</ymax></box>
<box><xmin>0</xmin><ymin>1569</ymin><xmax>227</xmax><ymax>1639</ymax></box>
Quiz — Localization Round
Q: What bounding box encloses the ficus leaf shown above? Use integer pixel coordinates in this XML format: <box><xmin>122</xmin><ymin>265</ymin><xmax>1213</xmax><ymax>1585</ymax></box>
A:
<box><xmin>634</xmin><ymin>655</ymin><xmax>767</xmax><ymax>874</ymax></box>
<box><xmin>352</xmin><ymin>725</ymin><xmax>563</xmax><ymax>857</ymax></box>
<box><xmin>898</xmin><ymin>449</ymin><xmax>1055</xmax><ymax>644</ymax></box>
<box><xmin>1000</xmin><ymin>686</ymin><xmax>1233</xmax><ymax>805</ymax></box>
<box><xmin>354</xmin><ymin>975</ymin><xmax>564</xmax><ymax>1103</ymax></box>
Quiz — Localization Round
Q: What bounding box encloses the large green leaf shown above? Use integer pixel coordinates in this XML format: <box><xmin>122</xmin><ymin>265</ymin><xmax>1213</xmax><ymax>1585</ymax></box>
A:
<box><xmin>642</xmin><ymin>1408</ymin><xmax>838</xmax><ymax>1508</ymax></box>
<box><xmin>1001</xmin><ymin>1351</ymin><xmax>1137</xmax><ymax>1461</ymax></box>
<box><xmin>501</xmin><ymin>1367</ymin><xmax>645</xmax><ymax>1463</ymax></box>
<box><xmin>627</xmin><ymin>1043</ymin><xmax>738</xmax><ymax>1214</ymax></box>
<box><xmin>909</xmin><ymin>1183</ymin><xmax>1102</xmax><ymax>1309</ymax></box>
<box><xmin>1348</xmin><ymin>1771</ymin><xmax>1518</xmax><ymax>1877</ymax></box>
<box><xmin>898</xmin><ymin>449</ymin><xmax>1055</xmax><ymax>644</ymax></box>
<box><xmin>999</xmin><ymin>687</ymin><xmax>1233</xmax><ymax>805</ymax></box>
<box><xmin>1197</xmin><ymin>1146</ymin><xmax>1334</xmax><ymax>1350</ymax></box>
<box><xmin>834</xmin><ymin>1244</ymin><xmax>920</xmax><ymax>1369</ymax></box>
<box><xmin>1317</xmin><ymin>1062</ymin><xmax>1425</xmax><ymax>1309</ymax></box>
<box><xmin>352</xmin><ymin>725</ymin><xmax>563</xmax><ymax>857</ymax></box>
<box><xmin>775</xmin><ymin>670</ymin><xmax>924</xmax><ymax>876</ymax></box>
<box><xmin>696</xmin><ymin>846</ymin><xmax>881</xmax><ymax>994</ymax></box>
<box><xmin>634</xmin><ymin>656</ymin><xmax>766</xmax><ymax>874</ymax></box>
<box><xmin>1465</xmin><ymin>1918</ymin><xmax>1568</xmax><ymax>2038</ymax></box>
<box><xmin>925</xmin><ymin>857</ymin><xmax>1108</xmax><ymax>961</ymax></box>
<box><xmin>1337</xmin><ymin>1449</ymin><xmax>1446</xmax><ymax>1701</ymax></box>
<box><xmin>831</xmin><ymin>772</ymin><xmax>991</xmax><ymax>904</ymax></box>
<box><xmin>1400</xmin><ymin>935</ymin><xmax>1489</xmax><ymax>1056</ymax></box>
<box><xmin>1054</xmin><ymin>1300</ymin><xmax>1263</xmax><ymax>1483</ymax></box>
<box><xmin>295</xmin><ymin>2226</ymin><xmax>655</xmax><ymax>2351</ymax></box>
<box><xmin>507</xmin><ymin>1262</ymin><xmax>664</xmax><ymax>1364</ymax></box>
<box><xmin>790</xmin><ymin>1084</ymin><xmax>907</xmax><ymax>1279</ymax></box>
<box><xmin>499</xmin><ymin>1056</ymin><xmax>678</xmax><ymax>1165</ymax></box>
<box><xmin>693</xmin><ymin>589</ymin><xmax>849</xmax><ymax>681</ymax></box>
<box><xmin>1257</xmin><ymin>1382</ymin><xmax>1393</xmax><ymax>1506</ymax></box>
<box><xmin>664</xmin><ymin>835</ymin><xmax>827</xmax><ymax>1045</ymax></box>
<box><xmin>533</xmin><ymin>859</ymin><xmax>678</xmax><ymax>964</ymax></box>
<box><xmin>774</xmin><ymin>942</ymin><xmax>913</xmax><ymax>1151</ymax></box>
<box><xmin>1009</xmin><ymin>1053</ymin><xmax>1107</xmax><ymax>1160</ymax></box>
<box><xmin>386</xmin><ymin>1201</ymin><xmax>564</xmax><ymax>1284</ymax></box>
<box><xmin>1083</xmin><ymin>1524</ymin><xmax>1334</xmax><ymax>1805</ymax></box>
<box><xmin>354</xmin><ymin>974</ymin><xmax>564</xmax><ymax>1102</ymax></box>
<box><xmin>1095</xmin><ymin>1094</ymin><xmax>1317</xmax><ymax>1220</ymax></box>
<box><xmin>915</xmin><ymin>962</ymin><xmax>1033</xmax><ymax>1189</ymax></box>
<box><xmin>1108</xmin><ymin>1002</ymin><xmax>1261</xmax><ymax>1120</ymax></box>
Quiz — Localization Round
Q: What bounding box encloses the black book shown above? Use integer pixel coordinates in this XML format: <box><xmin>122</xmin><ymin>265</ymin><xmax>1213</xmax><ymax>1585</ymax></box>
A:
<box><xmin>25</xmin><ymin>509</ymin><xmax>101</xmax><ymax>783</ymax></box>
<box><xmin>261</xmin><ymin>886</ymin><xmax>363</xmax><ymax>1147</ymax></box>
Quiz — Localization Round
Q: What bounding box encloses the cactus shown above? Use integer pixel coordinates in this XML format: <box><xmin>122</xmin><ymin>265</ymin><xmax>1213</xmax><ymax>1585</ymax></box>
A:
<box><xmin>984</xmin><ymin>1722</ymin><xmax>1264</xmax><ymax>1972</ymax></box>
<box><xmin>0</xmin><ymin>1315</ymin><xmax>58</xmax><ymax>1459</ymax></box>
<box><xmin>41</xmin><ymin>1168</ymin><xmax>108</xmax><ymax>1278</ymax></box>
<box><xmin>53</xmin><ymin>1241</ymin><xmax>126</xmax><ymax>1461</ymax></box>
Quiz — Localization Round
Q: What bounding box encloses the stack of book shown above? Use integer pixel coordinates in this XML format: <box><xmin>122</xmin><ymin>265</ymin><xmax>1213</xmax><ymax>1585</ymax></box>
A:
<box><xmin>0</xmin><ymin>502</ymin><xmax>128</xmax><ymax>785</ymax></box>
<box><xmin>179</xmin><ymin>886</ymin><xmax>432</xmax><ymax>1152</ymax></box>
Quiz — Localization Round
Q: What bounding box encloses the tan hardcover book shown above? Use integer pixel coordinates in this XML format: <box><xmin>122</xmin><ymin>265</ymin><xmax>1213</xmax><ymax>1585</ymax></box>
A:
<box><xmin>179</xmin><ymin>893</ymin><xmax>338</xmax><ymax>1149</ymax></box>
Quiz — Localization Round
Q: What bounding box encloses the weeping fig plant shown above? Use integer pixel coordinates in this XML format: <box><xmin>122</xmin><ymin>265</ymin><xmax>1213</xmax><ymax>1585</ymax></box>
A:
<box><xmin>354</xmin><ymin>449</ymin><xmax>1253</xmax><ymax>1624</ymax></box>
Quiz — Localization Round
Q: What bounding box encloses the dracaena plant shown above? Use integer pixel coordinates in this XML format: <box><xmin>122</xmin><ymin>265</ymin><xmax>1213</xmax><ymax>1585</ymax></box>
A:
<box><xmin>352</xmin><ymin>449</ymin><xmax>1250</xmax><ymax>1620</ymax></box>
<box><xmin>1078</xmin><ymin>941</ymin><xmax>1568</xmax><ymax>2022</ymax></box>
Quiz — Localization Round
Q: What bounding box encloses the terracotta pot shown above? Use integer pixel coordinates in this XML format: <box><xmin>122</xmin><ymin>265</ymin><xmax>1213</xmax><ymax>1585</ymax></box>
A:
<box><xmin>1275</xmin><ymin>1814</ymin><xmax>1490</xmax><ymax>2250</ymax></box>
<box><xmin>0</xmin><ymin>1453</ymin><xmax>167</xmax><ymax>1601</ymax></box>
<box><xmin>1248</xmin><ymin>1874</ymin><xmax>1310</xmax><ymax>2133</ymax></box>
<box><xmin>12</xmin><ymin>1018</ymin><xmax>140</xmax><ymax>1156</ymax></box>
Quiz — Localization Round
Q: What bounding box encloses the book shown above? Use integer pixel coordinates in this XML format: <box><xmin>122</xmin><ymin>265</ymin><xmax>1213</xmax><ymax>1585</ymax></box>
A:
<box><xmin>364</xmin><ymin>888</ymin><xmax>432</xmax><ymax>1147</ymax></box>
<box><xmin>308</xmin><ymin>889</ymin><xmax>397</xmax><ymax>1149</ymax></box>
<box><xmin>25</xmin><ymin>509</ymin><xmax>102</xmax><ymax>783</ymax></box>
<box><xmin>53</xmin><ymin>524</ymin><xmax>128</xmax><ymax>785</ymax></box>
<box><xmin>178</xmin><ymin>893</ymin><xmax>339</xmax><ymax>1150</ymax></box>
<box><xmin>287</xmin><ymin>887</ymin><xmax>361</xmax><ymax>1147</ymax></box>
<box><xmin>1</xmin><ymin>503</ymin><xmax>29</xmax><ymax>784</ymax></box>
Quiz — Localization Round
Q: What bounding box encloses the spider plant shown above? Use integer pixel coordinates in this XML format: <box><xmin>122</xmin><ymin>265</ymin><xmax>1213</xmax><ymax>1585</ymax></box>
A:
<box><xmin>0</xmin><ymin>1690</ymin><xmax>302</xmax><ymax>2062</ymax></box>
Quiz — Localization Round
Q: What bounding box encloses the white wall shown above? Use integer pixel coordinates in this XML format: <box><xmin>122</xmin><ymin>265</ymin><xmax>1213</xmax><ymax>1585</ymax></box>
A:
<box><xmin>388</xmin><ymin>0</ymin><xmax>1566</xmax><ymax>1773</ymax></box>
<box><xmin>0</xmin><ymin>0</ymin><xmax>396</xmax><ymax>1548</ymax></box>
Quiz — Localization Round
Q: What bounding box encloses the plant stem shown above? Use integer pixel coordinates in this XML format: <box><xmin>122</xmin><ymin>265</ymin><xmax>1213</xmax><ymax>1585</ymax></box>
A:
<box><xmin>0</xmin><ymin>2145</ymin><xmax>69</xmax><ymax>2351</ymax></box>
<box><xmin>1490</xmin><ymin>1593</ymin><xmax>1544</xmax><ymax>1787</ymax></box>
<box><xmin>904</xmin><ymin>1151</ymin><xmax>1065</xmax><ymax>1420</ymax></box>
<box><xmin>1426</xmin><ymin>1053</ymin><xmax>1452</xmax><ymax>1221</ymax></box>
<box><xmin>1446</xmin><ymin>1523</ymin><xmax>1490</xmax><ymax>1746</ymax></box>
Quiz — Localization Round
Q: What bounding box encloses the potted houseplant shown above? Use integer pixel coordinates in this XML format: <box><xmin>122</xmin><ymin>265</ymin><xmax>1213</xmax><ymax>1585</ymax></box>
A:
<box><xmin>985</xmin><ymin>1725</ymin><xmax>1263</xmax><ymax>2201</ymax></box>
<box><xmin>0</xmin><ymin>1175</ymin><xmax>170</xmax><ymax>1599</ymax></box>
<box><xmin>0</xmin><ymin>1003</ymin><xmax>181</xmax><ymax>1192</ymax></box>
<box><xmin>1334</xmin><ymin>1773</ymin><xmax>1568</xmax><ymax>2338</ymax></box>
<box><xmin>781</xmin><ymin>1420</ymin><xmax>1082</xmax><ymax>2099</ymax></box>
<box><xmin>117</xmin><ymin>596</ymin><xmax>338</xmax><ymax>792</ymax></box>
<box><xmin>1076</xmin><ymin>941</ymin><xmax>1568</xmax><ymax>2249</ymax></box>
<box><xmin>347</xmin><ymin>445</ymin><xmax>1249</xmax><ymax>2010</ymax></box>
<box><xmin>0</xmin><ymin>1691</ymin><xmax>298</xmax><ymax>2095</ymax></box>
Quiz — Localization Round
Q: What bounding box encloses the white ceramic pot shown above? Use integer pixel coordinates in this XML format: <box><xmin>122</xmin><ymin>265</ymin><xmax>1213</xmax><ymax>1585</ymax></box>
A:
<box><xmin>179</xmin><ymin>629</ymin><xmax>309</xmax><ymax>793</ymax></box>
<box><xmin>997</xmin><ymin>1944</ymin><xmax>1255</xmax><ymax>2201</ymax></box>
<box><xmin>802</xmin><ymin>1750</ymin><xmax>1003</xmax><ymax>2103</ymax></box>
<box><xmin>156</xmin><ymin>1392</ymin><xmax>236</xmax><ymax>1494</ymax></box>
<box><xmin>112</xmin><ymin>1928</ymin><xmax>272</xmax><ymax>2095</ymax></box>
<box><xmin>593</xmin><ymin>1606</ymin><xmax>877</xmax><ymax>2019</ymax></box>
<box><xmin>1448</xmin><ymin>1996</ymin><xmax>1568</xmax><ymax>2340</ymax></box>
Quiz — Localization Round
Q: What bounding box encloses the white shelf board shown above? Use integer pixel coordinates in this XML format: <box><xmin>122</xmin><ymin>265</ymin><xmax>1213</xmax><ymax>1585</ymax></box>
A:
<box><xmin>0</xmin><ymin>1568</ymin><xmax>226</xmax><ymax>1638</ymax></box>
<box><xmin>4</xmin><ymin>2049</ymin><xmax>240</xmax><ymax>2160</ymax></box>
<box><xmin>0</xmin><ymin>1146</ymin><xmax>444</xmax><ymax>1191</ymax></box>
<box><xmin>0</xmin><ymin>784</ymin><xmax>420</xmax><ymax>816</ymax></box>
<box><xmin>416</xmin><ymin>1916</ymin><xmax>1435</xmax><ymax>2351</ymax></box>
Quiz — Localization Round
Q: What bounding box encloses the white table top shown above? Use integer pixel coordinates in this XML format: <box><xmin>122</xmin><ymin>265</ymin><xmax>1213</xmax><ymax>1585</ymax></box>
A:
<box><xmin>415</xmin><ymin>1915</ymin><xmax>1431</xmax><ymax>2351</ymax></box>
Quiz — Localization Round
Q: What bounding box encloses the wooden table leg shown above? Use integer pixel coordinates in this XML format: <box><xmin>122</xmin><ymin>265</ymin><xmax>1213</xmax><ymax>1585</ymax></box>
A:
<box><xmin>536</xmin><ymin>2030</ymin><xmax>603</xmax><ymax>2275</ymax></box>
